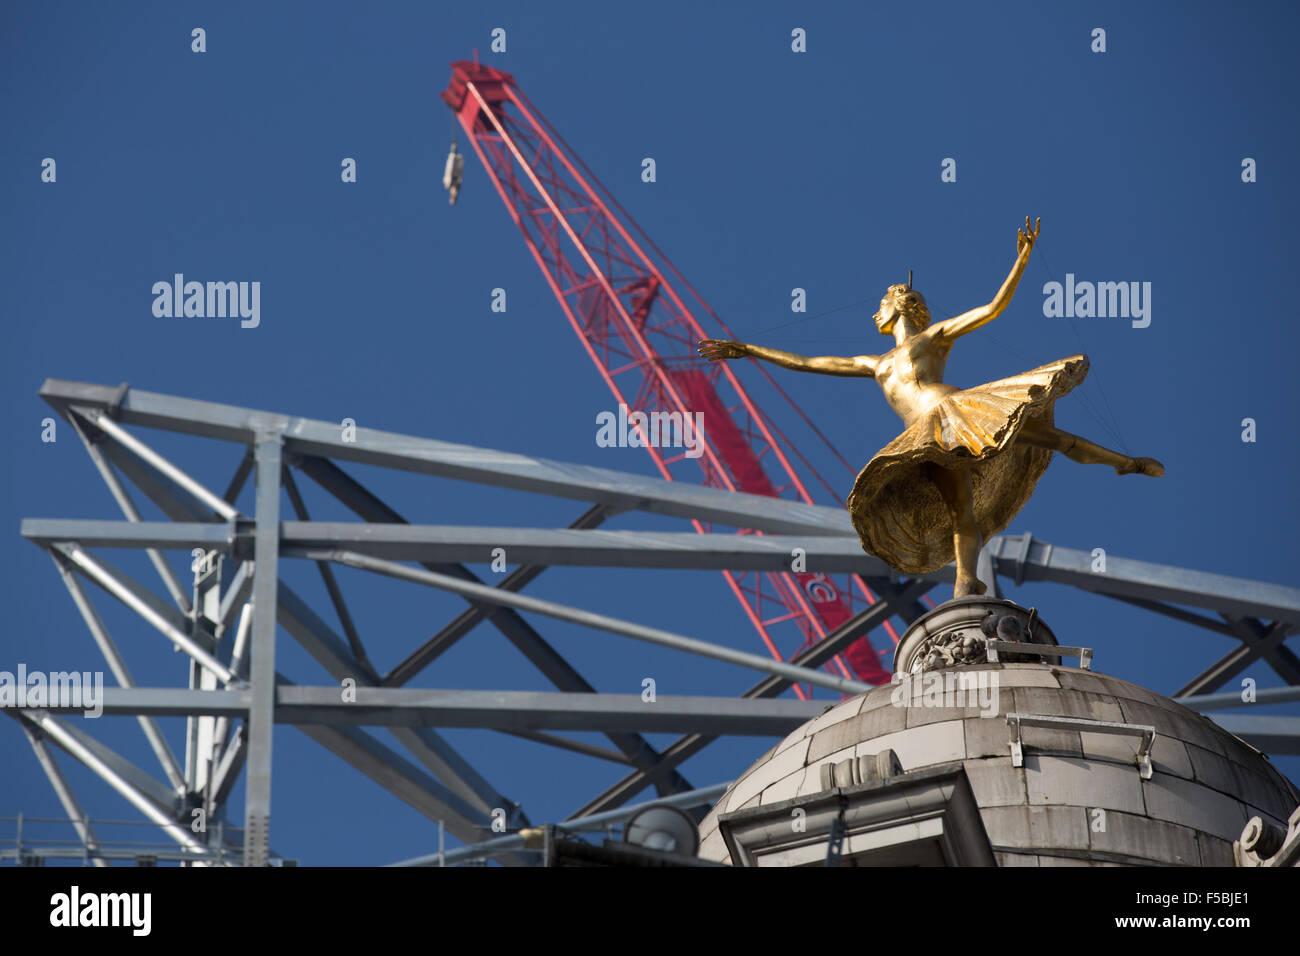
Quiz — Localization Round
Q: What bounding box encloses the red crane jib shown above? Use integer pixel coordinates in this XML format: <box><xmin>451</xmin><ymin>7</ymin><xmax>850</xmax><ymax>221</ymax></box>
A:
<box><xmin>440</xmin><ymin>61</ymin><xmax>515</xmax><ymax>123</ymax></box>
<box><xmin>441</xmin><ymin>58</ymin><xmax>890</xmax><ymax>688</ymax></box>
<box><xmin>670</xmin><ymin>370</ymin><xmax>888</xmax><ymax>684</ymax></box>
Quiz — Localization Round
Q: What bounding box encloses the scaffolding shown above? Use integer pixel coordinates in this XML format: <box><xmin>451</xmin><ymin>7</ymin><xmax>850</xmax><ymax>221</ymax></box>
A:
<box><xmin>6</xmin><ymin>378</ymin><xmax>1299</xmax><ymax>865</ymax></box>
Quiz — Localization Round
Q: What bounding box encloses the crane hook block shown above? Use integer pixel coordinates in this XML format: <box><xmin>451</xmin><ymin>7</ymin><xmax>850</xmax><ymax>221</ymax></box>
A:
<box><xmin>443</xmin><ymin>142</ymin><xmax>465</xmax><ymax>205</ymax></box>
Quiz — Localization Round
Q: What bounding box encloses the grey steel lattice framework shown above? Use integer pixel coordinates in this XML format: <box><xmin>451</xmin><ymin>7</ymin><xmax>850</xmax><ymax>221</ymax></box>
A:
<box><xmin>7</xmin><ymin>378</ymin><xmax>1299</xmax><ymax>866</ymax></box>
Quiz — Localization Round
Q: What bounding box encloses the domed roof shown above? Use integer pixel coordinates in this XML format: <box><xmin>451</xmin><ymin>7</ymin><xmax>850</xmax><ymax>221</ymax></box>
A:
<box><xmin>697</xmin><ymin>662</ymin><xmax>1300</xmax><ymax>866</ymax></box>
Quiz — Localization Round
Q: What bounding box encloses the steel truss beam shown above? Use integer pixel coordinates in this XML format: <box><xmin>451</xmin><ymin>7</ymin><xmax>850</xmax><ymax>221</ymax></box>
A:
<box><xmin>25</xmin><ymin>412</ymin><xmax>530</xmax><ymax>863</ymax></box>
<box><xmin>40</xmin><ymin>379</ymin><xmax>849</xmax><ymax>535</ymax></box>
<box><xmin>242</xmin><ymin>433</ymin><xmax>281</xmax><ymax>866</ymax></box>
<box><xmin>290</xmin><ymin>455</ymin><xmax>695</xmax><ymax>801</ymax></box>
<box><xmin>1178</xmin><ymin>685</ymin><xmax>1300</xmax><ymax>711</ymax></box>
<box><xmin>24</xmin><ymin>519</ymin><xmax>1299</xmax><ymax>632</ymax></box>
<box><xmin>1173</xmin><ymin>619</ymin><xmax>1298</xmax><ymax>698</ymax></box>
<box><xmin>24</xmin><ymin>686</ymin><xmax>827</xmax><ymax>735</ymax></box>
<box><xmin>311</xmin><ymin>549</ymin><xmax>871</xmax><ymax>696</ymax></box>
<box><xmin>281</xmin><ymin>465</ymin><xmax>373</xmax><ymax>674</ymax></box>
<box><xmin>6</xmin><ymin>711</ymin><xmax>202</xmax><ymax>853</ymax></box>
<box><xmin>14</xmin><ymin>378</ymin><xmax>1298</xmax><ymax>864</ymax></box>
<box><xmin>1208</xmin><ymin>715</ymin><xmax>1300</xmax><ymax>755</ymax></box>
<box><xmin>48</xmin><ymin>550</ymin><xmax>186</xmax><ymax>792</ymax></box>
<box><xmin>66</xmin><ymin>412</ymin><xmax>193</xmax><ymax>615</ymax></box>
<box><xmin>20</xmin><ymin>722</ymin><xmax>109</xmax><ymax>868</ymax></box>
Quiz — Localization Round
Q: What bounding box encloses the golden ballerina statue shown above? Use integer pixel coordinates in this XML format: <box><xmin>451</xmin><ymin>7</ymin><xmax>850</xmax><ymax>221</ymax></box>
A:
<box><xmin>698</xmin><ymin>217</ymin><xmax>1164</xmax><ymax>599</ymax></box>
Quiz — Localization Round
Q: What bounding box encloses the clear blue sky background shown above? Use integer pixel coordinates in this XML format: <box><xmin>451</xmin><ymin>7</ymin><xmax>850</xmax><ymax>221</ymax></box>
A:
<box><xmin>2</xmin><ymin>1</ymin><xmax>1297</xmax><ymax>865</ymax></box>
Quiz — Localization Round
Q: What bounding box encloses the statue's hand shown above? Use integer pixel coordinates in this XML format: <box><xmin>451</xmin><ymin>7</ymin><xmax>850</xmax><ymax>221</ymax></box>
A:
<box><xmin>1017</xmin><ymin>216</ymin><xmax>1041</xmax><ymax>257</ymax></box>
<box><xmin>698</xmin><ymin>339</ymin><xmax>748</xmax><ymax>361</ymax></box>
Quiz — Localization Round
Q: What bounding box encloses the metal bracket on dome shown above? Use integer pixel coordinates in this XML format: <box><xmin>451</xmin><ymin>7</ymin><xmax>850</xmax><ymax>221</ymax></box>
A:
<box><xmin>825</xmin><ymin>794</ymin><xmax>849</xmax><ymax>868</ymax></box>
<box><xmin>986</xmin><ymin>640</ymin><xmax>1093</xmax><ymax>670</ymax></box>
<box><xmin>1007</xmin><ymin>713</ymin><xmax>1156</xmax><ymax>779</ymax></box>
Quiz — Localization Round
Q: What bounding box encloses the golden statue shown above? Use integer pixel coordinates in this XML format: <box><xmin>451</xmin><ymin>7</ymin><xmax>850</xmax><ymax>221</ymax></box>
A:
<box><xmin>699</xmin><ymin>218</ymin><xmax>1163</xmax><ymax>599</ymax></box>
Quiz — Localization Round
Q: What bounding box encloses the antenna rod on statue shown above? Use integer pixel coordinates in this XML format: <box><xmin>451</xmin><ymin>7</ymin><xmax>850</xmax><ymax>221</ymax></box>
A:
<box><xmin>907</xmin><ymin>270</ymin><xmax>913</xmax><ymax>290</ymax></box>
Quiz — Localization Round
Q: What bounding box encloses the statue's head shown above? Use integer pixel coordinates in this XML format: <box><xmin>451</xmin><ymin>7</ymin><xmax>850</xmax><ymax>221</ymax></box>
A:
<box><xmin>874</xmin><ymin>284</ymin><xmax>931</xmax><ymax>336</ymax></box>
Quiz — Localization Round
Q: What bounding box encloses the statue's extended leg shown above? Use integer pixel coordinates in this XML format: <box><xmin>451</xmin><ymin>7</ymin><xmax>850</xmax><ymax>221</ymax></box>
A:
<box><xmin>927</xmin><ymin>464</ymin><xmax>986</xmax><ymax>598</ymax></box>
<box><xmin>1019</xmin><ymin>419</ymin><xmax>1164</xmax><ymax>477</ymax></box>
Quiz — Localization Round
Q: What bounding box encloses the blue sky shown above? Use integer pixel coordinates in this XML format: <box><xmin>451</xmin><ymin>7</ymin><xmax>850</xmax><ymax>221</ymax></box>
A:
<box><xmin>1</xmin><ymin>0</ymin><xmax>1297</xmax><ymax>865</ymax></box>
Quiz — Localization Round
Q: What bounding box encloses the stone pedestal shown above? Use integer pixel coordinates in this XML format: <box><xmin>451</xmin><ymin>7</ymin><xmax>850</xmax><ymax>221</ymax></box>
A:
<box><xmin>893</xmin><ymin>595</ymin><xmax>1059</xmax><ymax>673</ymax></box>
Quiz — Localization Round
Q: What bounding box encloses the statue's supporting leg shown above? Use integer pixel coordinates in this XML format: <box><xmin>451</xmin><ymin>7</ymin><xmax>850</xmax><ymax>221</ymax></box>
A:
<box><xmin>1019</xmin><ymin>419</ymin><xmax>1164</xmax><ymax>477</ymax></box>
<box><xmin>927</xmin><ymin>464</ymin><xmax>986</xmax><ymax>598</ymax></box>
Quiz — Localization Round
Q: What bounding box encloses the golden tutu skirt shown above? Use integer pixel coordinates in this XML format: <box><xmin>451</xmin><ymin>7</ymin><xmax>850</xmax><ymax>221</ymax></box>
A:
<box><xmin>847</xmin><ymin>354</ymin><xmax>1089</xmax><ymax>574</ymax></box>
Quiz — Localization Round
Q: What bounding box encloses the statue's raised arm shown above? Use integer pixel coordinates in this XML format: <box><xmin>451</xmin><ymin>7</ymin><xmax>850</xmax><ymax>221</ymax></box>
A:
<box><xmin>929</xmin><ymin>216</ymin><xmax>1040</xmax><ymax>343</ymax></box>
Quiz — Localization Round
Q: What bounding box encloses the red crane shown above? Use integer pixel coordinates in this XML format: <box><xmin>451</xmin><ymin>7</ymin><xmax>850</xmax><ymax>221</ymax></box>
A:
<box><xmin>440</xmin><ymin>57</ymin><xmax>916</xmax><ymax>692</ymax></box>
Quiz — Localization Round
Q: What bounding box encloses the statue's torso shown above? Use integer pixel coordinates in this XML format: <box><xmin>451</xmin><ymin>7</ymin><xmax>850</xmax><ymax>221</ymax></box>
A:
<box><xmin>874</xmin><ymin>335</ymin><xmax>959</xmax><ymax>426</ymax></box>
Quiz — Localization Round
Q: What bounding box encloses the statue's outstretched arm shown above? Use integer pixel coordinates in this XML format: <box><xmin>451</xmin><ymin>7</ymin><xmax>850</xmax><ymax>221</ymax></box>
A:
<box><xmin>698</xmin><ymin>339</ymin><xmax>878</xmax><ymax>378</ymax></box>
<box><xmin>931</xmin><ymin>217</ymin><xmax>1040</xmax><ymax>342</ymax></box>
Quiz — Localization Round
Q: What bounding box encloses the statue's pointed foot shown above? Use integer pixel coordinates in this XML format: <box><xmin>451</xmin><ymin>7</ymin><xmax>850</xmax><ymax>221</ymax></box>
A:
<box><xmin>1117</xmin><ymin>456</ymin><xmax>1164</xmax><ymax>477</ymax></box>
<box><xmin>954</xmin><ymin>576</ymin><xmax>987</xmax><ymax>598</ymax></box>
